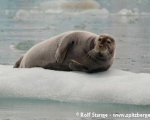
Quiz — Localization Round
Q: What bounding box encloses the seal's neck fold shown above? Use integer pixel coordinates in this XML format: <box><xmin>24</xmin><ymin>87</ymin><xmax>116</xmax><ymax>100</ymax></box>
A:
<box><xmin>90</xmin><ymin>37</ymin><xmax>96</xmax><ymax>50</ymax></box>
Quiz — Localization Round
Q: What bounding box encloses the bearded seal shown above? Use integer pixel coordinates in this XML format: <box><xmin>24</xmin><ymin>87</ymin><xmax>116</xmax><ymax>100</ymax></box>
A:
<box><xmin>14</xmin><ymin>31</ymin><xmax>116</xmax><ymax>73</ymax></box>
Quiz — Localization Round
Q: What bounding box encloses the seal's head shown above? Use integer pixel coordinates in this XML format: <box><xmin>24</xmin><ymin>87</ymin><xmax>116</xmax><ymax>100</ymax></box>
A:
<box><xmin>94</xmin><ymin>34</ymin><xmax>116</xmax><ymax>56</ymax></box>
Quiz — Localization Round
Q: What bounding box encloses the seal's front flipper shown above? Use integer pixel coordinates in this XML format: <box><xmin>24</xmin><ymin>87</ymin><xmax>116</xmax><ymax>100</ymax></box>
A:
<box><xmin>68</xmin><ymin>60</ymin><xmax>89</xmax><ymax>72</ymax></box>
<box><xmin>13</xmin><ymin>55</ymin><xmax>24</xmax><ymax>68</ymax></box>
<box><xmin>43</xmin><ymin>63</ymin><xmax>71</xmax><ymax>71</ymax></box>
<box><xmin>55</xmin><ymin>37</ymin><xmax>74</xmax><ymax>63</ymax></box>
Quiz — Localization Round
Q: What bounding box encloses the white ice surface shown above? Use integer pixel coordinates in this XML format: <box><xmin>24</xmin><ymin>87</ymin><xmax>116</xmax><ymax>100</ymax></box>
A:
<box><xmin>0</xmin><ymin>65</ymin><xmax>150</xmax><ymax>105</ymax></box>
<box><xmin>118</xmin><ymin>8</ymin><xmax>139</xmax><ymax>16</ymax></box>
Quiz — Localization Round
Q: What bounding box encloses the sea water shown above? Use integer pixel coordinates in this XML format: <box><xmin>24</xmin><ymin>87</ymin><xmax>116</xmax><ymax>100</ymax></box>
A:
<box><xmin>0</xmin><ymin>0</ymin><xmax>150</xmax><ymax>120</ymax></box>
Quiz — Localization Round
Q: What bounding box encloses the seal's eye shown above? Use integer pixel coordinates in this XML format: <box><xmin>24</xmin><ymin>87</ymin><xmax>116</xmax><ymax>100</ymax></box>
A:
<box><xmin>98</xmin><ymin>38</ymin><xmax>102</xmax><ymax>42</ymax></box>
<box><xmin>107</xmin><ymin>41</ymin><xmax>111</xmax><ymax>44</ymax></box>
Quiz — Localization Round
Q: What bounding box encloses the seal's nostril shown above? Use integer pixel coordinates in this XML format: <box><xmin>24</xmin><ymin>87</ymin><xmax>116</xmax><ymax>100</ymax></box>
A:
<box><xmin>99</xmin><ymin>45</ymin><xmax>103</xmax><ymax>49</ymax></box>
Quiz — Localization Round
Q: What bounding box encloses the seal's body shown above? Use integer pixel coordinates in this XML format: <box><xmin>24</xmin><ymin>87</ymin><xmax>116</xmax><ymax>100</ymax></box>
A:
<box><xmin>14</xmin><ymin>31</ymin><xmax>116</xmax><ymax>73</ymax></box>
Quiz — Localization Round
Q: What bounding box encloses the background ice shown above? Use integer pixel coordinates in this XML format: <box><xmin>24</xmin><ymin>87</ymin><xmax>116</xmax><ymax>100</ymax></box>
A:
<box><xmin>118</xmin><ymin>8</ymin><xmax>140</xmax><ymax>16</ymax></box>
<box><xmin>0</xmin><ymin>65</ymin><xmax>150</xmax><ymax>105</ymax></box>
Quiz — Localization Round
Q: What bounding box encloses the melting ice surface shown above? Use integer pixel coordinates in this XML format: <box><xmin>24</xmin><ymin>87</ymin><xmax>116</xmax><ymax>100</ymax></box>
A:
<box><xmin>0</xmin><ymin>65</ymin><xmax>150</xmax><ymax>105</ymax></box>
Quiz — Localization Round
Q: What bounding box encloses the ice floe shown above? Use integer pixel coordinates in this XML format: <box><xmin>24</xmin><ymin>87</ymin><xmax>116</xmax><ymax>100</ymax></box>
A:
<box><xmin>0</xmin><ymin>65</ymin><xmax>150</xmax><ymax>105</ymax></box>
<box><xmin>118</xmin><ymin>8</ymin><xmax>140</xmax><ymax>16</ymax></box>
